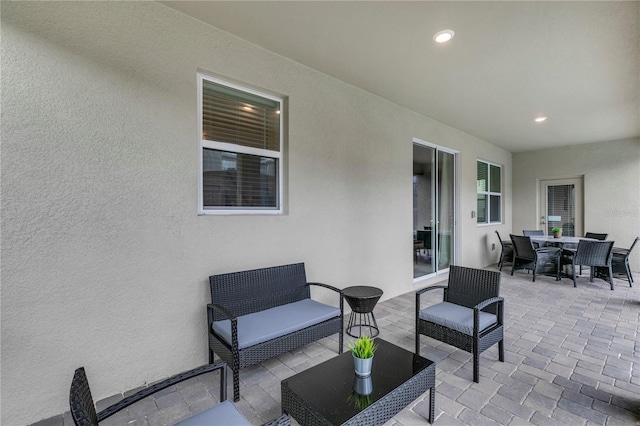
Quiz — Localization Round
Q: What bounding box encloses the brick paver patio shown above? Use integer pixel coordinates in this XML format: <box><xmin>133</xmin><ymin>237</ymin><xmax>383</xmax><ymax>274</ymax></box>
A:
<box><xmin>36</xmin><ymin>266</ymin><xmax>639</xmax><ymax>425</ymax></box>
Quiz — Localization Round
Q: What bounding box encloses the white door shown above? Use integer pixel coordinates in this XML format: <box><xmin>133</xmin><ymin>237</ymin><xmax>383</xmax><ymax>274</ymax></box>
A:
<box><xmin>540</xmin><ymin>177</ymin><xmax>584</xmax><ymax>236</ymax></box>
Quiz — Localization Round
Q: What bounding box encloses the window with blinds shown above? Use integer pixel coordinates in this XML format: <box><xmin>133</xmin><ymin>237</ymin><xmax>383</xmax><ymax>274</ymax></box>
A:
<box><xmin>198</xmin><ymin>75</ymin><xmax>283</xmax><ymax>214</ymax></box>
<box><xmin>477</xmin><ymin>160</ymin><xmax>502</xmax><ymax>224</ymax></box>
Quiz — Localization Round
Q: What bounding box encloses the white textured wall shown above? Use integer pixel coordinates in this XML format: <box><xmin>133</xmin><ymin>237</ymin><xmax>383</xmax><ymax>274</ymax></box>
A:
<box><xmin>1</xmin><ymin>2</ymin><xmax>511</xmax><ymax>424</ymax></box>
<box><xmin>512</xmin><ymin>139</ymin><xmax>640</xmax><ymax>270</ymax></box>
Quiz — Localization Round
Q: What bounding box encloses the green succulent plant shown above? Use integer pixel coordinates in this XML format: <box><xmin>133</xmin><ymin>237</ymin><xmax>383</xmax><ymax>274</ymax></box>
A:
<box><xmin>551</xmin><ymin>227</ymin><xmax>562</xmax><ymax>233</ymax></box>
<box><xmin>347</xmin><ymin>335</ymin><xmax>377</xmax><ymax>359</ymax></box>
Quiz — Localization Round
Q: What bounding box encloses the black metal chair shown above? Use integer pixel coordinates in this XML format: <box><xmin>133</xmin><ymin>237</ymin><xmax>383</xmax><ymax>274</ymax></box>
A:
<box><xmin>416</xmin><ymin>265</ymin><xmax>504</xmax><ymax>383</ymax></box>
<box><xmin>69</xmin><ymin>363</ymin><xmax>290</xmax><ymax>426</ymax></box>
<box><xmin>495</xmin><ymin>230</ymin><xmax>513</xmax><ymax>271</ymax></box>
<box><xmin>611</xmin><ymin>237</ymin><xmax>638</xmax><ymax>286</ymax></box>
<box><xmin>561</xmin><ymin>240</ymin><xmax>615</xmax><ymax>290</ymax></box>
<box><xmin>510</xmin><ymin>235</ymin><xmax>561</xmax><ymax>281</ymax></box>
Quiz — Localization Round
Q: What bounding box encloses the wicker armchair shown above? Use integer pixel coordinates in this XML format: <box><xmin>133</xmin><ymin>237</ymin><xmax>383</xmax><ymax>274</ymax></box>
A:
<box><xmin>561</xmin><ymin>240</ymin><xmax>615</xmax><ymax>289</ymax></box>
<box><xmin>510</xmin><ymin>235</ymin><xmax>561</xmax><ymax>281</ymax></box>
<box><xmin>69</xmin><ymin>363</ymin><xmax>290</xmax><ymax>426</ymax></box>
<box><xmin>611</xmin><ymin>237</ymin><xmax>638</xmax><ymax>286</ymax></box>
<box><xmin>416</xmin><ymin>265</ymin><xmax>504</xmax><ymax>383</ymax></box>
<box><xmin>495</xmin><ymin>230</ymin><xmax>513</xmax><ymax>271</ymax></box>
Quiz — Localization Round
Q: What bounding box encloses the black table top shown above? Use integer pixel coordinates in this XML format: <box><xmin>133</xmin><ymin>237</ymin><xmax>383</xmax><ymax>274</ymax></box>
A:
<box><xmin>281</xmin><ymin>339</ymin><xmax>433</xmax><ymax>425</ymax></box>
<box><xmin>343</xmin><ymin>286</ymin><xmax>383</xmax><ymax>299</ymax></box>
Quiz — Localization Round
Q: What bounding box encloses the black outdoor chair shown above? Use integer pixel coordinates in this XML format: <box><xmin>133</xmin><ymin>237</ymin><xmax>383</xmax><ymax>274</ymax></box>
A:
<box><xmin>495</xmin><ymin>230</ymin><xmax>513</xmax><ymax>271</ymax></box>
<box><xmin>611</xmin><ymin>237</ymin><xmax>638</xmax><ymax>286</ymax></box>
<box><xmin>416</xmin><ymin>265</ymin><xmax>504</xmax><ymax>383</ymax></box>
<box><xmin>510</xmin><ymin>235</ymin><xmax>562</xmax><ymax>281</ymax></box>
<box><xmin>561</xmin><ymin>240</ymin><xmax>615</xmax><ymax>290</ymax></box>
<box><xmin>577</xmin><ymin>232</ymin><xmax>609</xmax><ymax>273</ymax></box>
<box><xmin>69</xmin><ymin>363</ymin><xmax>290</xmax><ymax>426</ymax></box>
<box><xmin>522</xmin><ymin>230</ymin><xmax>544</xmax><ymax>248</ymax></box>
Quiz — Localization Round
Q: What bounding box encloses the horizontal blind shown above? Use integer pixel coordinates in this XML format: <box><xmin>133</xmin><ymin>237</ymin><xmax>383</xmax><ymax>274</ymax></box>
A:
<box><xmin>203</xmin><ymin>149</ymin><xmax>277</xmax><ymax>208</ymax></box>
<box><xmin>202</xmin><ymin>80</ymin><xmax>280</xmax><ymax>152</ymax></box>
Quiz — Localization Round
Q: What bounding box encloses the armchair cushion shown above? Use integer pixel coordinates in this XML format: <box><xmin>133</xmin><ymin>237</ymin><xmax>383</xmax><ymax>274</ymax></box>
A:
<box><xmin>213</xmin><ymin>299</ymin><xmax>341</xmax><ymax>349</ymax></box>
<box><xmin>176</xmin><ymin>400</ymin><xmax>250</xmax><ymax>426</ymax></box>
<box><xmin>418</xmin><ymin>301</ymin><xmax>497</xmax><ymax>336</ymax></box>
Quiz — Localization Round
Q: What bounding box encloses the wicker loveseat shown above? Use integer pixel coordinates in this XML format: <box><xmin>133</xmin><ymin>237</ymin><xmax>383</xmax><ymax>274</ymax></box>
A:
<box><xmin>208</xmin><ymin>262</ymin><xmax>344</xmax><ymax>401</ymax></box>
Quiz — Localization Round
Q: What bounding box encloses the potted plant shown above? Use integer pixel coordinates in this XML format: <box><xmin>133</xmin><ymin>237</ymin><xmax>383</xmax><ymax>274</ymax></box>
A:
<box><xmin>552</xmin><ymin>227</ymin><xmax>562</xmax><ymax>239</ymax></box>
<box><xmin>347</xmin><ymin>335</ymin><xmax>377</xmax><ymax>377</ymax></box>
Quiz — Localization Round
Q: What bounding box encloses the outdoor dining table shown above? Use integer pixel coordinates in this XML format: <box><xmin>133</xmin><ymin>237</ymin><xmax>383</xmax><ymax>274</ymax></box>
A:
<box><xmin>529</xmin><ymin>235</ymin><xmax>597</xmax><ymax>245</ymax></box>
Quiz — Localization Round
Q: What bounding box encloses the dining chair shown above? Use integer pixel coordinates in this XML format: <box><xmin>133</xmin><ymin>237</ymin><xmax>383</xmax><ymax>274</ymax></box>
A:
<box><xmin>69</xmin><ymin>363</ymin><xmax>290</xmax><ymax>426</ymax></box>
<box><xmin>561</xmin><ymin>240</ymin><xmax>615</xmax><ymax>289</ymax></box>
<box><xmin>576</xmin><ymin>232</ymin><xmax>609</xmax><ymax>273</ymax></box>
<box><xmin>495</xmin><ymin>230</ymin><xmax>513</xmax><ymax>271</ymax></box>
<box><xmin>522</xmin><ymin>230</ymin><xmax>544</xmax><ymax>248</ymax></box>
<box><xmin>611</xmin><ymin>237</ymin><xmax>638</xmax><ymax>286</ymax></box>
<box><xmin>510</xmin><ymin>235</ymin><xmax>561</xmax><ymax>281</ymax></box>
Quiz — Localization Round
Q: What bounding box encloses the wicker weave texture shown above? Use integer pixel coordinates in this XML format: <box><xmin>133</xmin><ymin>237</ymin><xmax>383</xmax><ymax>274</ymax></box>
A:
<box><xmin>71</xmin><ymin>363</ymin><xmax>230</xmax><ymax>425</ymax></box>
<box><xmin>416</xmin><ymin>265</ymin><xmax>504</xmax><ymax>383</ymax></box>
<box><xmin>510</xmin><ymin>235</ymin><xmax>561</xmax><ymax>281</ymax></box>
<box><xmin>208</xmin><ymin>263</ymin><xmax>344</xmax><ymax>401</ymax></box>
<box><xmin>281</xmin><ymin>362</ymin><xmax>435</xmax><ymax>425</ymax></box>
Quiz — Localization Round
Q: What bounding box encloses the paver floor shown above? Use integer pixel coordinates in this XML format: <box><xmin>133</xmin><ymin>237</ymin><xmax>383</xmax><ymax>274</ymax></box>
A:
<box><xmin>37</xmin><ymin>266</ymin><xmax>639</xmax><ymax>425</ymax></box>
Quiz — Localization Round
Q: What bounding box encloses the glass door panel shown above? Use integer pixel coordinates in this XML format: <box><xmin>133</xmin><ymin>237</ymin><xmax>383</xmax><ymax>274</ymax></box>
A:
<box><xmin>413</xmin><ymin>143</ymin><xmax>456</xmax><ymax>279</ymax></box>
<box><xmin>413</xmin><ymin>145</ymin><xmax>435</xmax><ymax>278</ymax></box>
<box><xmin>437</xmin><ymin>150</ymin><xmax>455</xmax><ymax>271</ymax></box>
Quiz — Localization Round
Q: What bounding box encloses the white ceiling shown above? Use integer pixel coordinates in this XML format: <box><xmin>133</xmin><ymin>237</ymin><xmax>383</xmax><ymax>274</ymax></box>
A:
<box><xmin>162</xmin><ymin>1</ymin><xmax>639</xmax><ymax>152</ymax></box>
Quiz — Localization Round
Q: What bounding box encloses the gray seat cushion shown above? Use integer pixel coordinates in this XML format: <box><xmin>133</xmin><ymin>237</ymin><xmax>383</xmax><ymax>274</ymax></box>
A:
<box><xmin>175</xmin><ymin>400</ymin><xmax>250</xmax><ymax>426</ymax></box>
<box><xmin>213</xmin><ymin>299</ymin><xmax>341</xmax><ymax>349</ymax></box>
<box><xmin>419</xmin><ymin>301</ymin><xmax>497</xmax><ymax>335</ymax></box>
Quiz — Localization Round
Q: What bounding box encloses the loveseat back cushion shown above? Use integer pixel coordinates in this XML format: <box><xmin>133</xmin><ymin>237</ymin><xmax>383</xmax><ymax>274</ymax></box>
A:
<box><xmin>209</xmin><ymin>263</ymin><xmax>310</xmax><ymax>320</ymax></box>
<box><xmin>213</xmin><ymin>299</ymin><xmax>341</xmax><ymax>349</ymax></box>
<box><xmin>175</xmin><ymin>400</ymin><xmax>250</xmax><ymax>426</ymax></box>
<box><xmin>419</xmin><ymin>302</ymin><xmax>497</xmax><ymax>336</ymax></box>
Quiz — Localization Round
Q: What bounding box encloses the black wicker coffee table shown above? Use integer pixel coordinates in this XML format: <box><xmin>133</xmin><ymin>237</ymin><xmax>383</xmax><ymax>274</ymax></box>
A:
<box><xmin>343</xmin><ymin>286</ymin><xmax>383</xmax><ymax>338</ymax></box>
<box><xmin>281</xmin><ymin>339</ymin><xmax>435</xmax><ymax>425</ymax></box>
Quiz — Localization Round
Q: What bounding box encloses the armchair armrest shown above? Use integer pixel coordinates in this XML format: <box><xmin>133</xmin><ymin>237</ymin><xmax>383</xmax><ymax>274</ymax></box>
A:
<box><xmin>415</xmin><ymin>285</ymin><xmax>448</xmax><ymax>319</ymax></box>
<box><xmin>308</xmin><ymin>282</ymin><xmax>344</xmax><ymax>312</ymax></box>
<box><xmin>473</xmin><ymin>296</ymin><xmax>504</xmax><ymax>312</ymax></box>
<box><xmin>472</xmin><ymin>296</ymin><xmax>504</xmax><ymax>336</ymax></box>
<box><xmin>96</xmin><ymin>363</ymin><xmax>228</xmax><ymax>422</ymax></box>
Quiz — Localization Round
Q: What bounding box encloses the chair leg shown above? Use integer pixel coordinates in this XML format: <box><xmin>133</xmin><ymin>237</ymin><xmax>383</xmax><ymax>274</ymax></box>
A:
<box><xmin>498</xmin><ymin>339</ymin><xmax>505</xmax><ymax>362</ymax></box>
<box><xmin>608</xmin><ymin>267</ymin><xmax>614</xmax><ymax>290</ymax></box>
<box><xmin>415</xmin><ymin>334</ymin><xmax>420</xmax><ymax>355</ymax></box>
<box><xmin>572</xmin><ymin>264</ymin><xmax>577</xmax><ymax>287</ymax></box>
<box><xmin>209</xmin><ymin>348</ymin><xmax>214</xmax><ymax>364</ymax></box>
<box><xmin>473</xmin><ymin>339</ymin><xmax>479</xmax><ymax>383</ymax></box>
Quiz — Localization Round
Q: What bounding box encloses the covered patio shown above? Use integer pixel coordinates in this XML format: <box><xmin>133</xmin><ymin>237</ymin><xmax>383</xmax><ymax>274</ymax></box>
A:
<box><xmin>39</xmin><ymin>268</ymin><xmax>639</xmax><ymax>426</ymax></box>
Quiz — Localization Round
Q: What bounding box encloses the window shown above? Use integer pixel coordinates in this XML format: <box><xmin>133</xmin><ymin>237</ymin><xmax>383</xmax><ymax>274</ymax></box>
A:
<box><xmin>477</xmin><ymin>160</ymin><xmax>502</xmax><ymax>224</ymax></box>
<box><xmin>198</xmin><ymin>74</ymin><xmax>283</xmax><ymax>214</ymax></box>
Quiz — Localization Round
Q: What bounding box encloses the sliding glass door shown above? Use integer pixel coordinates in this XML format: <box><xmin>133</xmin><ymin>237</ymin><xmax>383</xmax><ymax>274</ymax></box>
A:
<box><xmin>413</xmin><ymin>141</ymin><xmax>456</xmax><ymax>279</ymax></box>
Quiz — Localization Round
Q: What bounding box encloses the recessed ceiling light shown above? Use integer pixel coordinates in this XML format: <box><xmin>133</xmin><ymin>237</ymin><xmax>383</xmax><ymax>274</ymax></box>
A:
<box><xmin>534</xmin><ymin>116</ymin><xmax>548</xmax><ymax>123</ymax></box>
<box><xmin>433</xmin><ymin>30</ymin><xmax>455</xmax><ymax>43</ymax></box>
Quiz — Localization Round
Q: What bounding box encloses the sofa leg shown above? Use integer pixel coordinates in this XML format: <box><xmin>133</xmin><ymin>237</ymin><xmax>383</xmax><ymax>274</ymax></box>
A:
<box><xmin>208</xmin><ymin>348</ymin><xmax>214</xmax><ymax>364</ymax></box>
<box><xmin>232</xmin><ymin>364</ymin><xmax>240</xmax><ymax>402</ymax></box>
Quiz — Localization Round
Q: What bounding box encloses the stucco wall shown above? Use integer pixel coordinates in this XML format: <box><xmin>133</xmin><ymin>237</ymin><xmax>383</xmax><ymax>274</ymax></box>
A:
<box><xmin>512</xmin><ymin>139</ymin><xmax>640</xmax><ymax>271</ymax></box>
<box><xmin>1</xmin><ymin>2</ymin><xmax>511</xmax><ymax>424</ymax></box>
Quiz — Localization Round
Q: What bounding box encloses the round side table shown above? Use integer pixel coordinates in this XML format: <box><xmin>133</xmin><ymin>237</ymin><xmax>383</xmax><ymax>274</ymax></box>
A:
<box><xmin>343</xmin><ymin>286</ymin><xmax>384</xmax><ymax>338</ymax></box>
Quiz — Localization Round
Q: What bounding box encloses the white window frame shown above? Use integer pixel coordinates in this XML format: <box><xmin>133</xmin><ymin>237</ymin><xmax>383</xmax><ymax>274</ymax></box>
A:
<box><xmin>197</xmin><ymin>73</ymin><xmax>284</xmax><ymax>215</ymax></box>
<box><xmin>477</xmin><ymin>159</ymin><xmax>502</xmax><ymax>225</ymax></box>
